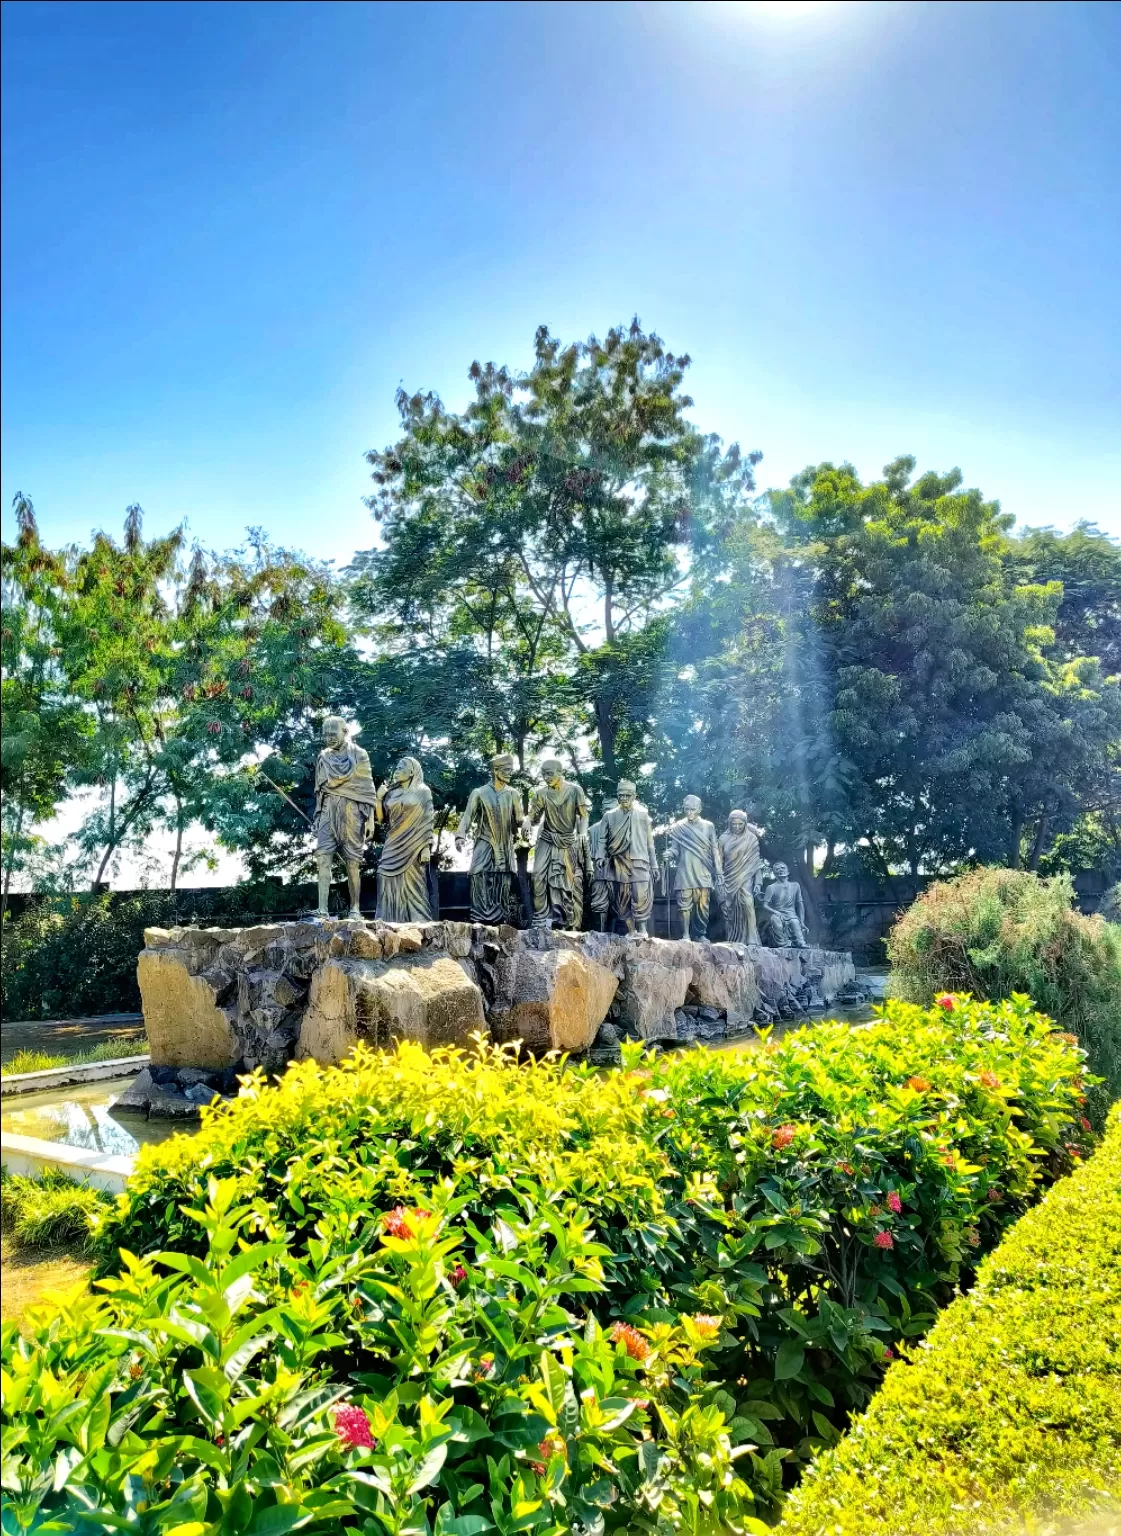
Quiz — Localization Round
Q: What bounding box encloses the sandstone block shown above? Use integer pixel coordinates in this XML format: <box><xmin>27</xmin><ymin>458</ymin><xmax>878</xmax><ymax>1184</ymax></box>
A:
<box><xmin>614</xmin><ymin>955</ymin><xmax>690</xmax><ymax>1040</ymax></box>
<box><xmin>489</xmin><ymin>947</ymin><xmax>619</xmax><ymax>1054</ymax></box>
<box><xmin>298</xmin><ymin>954</ymin><xmax>486</xmax><ymax>1065</ymax></box>
<box><xmin>138</xmin><ymin>949</ymin><xmax>240</xmax><ymax>1069</ymax></box>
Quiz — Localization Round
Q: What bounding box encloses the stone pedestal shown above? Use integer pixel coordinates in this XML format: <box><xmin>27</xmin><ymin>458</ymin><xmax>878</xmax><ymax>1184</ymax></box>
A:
<box><xmin>135</xmin><ymin>920</ymin><xmax>857</xmax><ymax>1101</ymax></box>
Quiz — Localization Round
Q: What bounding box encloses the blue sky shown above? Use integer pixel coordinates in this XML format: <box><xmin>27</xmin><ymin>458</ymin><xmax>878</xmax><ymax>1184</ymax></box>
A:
<box><xmin>2</xmin><ymin>0</ymin><xmax>1119</xmax><ymax>567</ymax></box>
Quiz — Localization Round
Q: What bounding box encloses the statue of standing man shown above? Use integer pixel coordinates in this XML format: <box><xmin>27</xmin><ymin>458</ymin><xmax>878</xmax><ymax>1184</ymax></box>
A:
<box><xmin>314</xmin><ymin>715</ymin><xmax>378</xmax><ymax>918</ymax></box>
<box><xmin>666</xmin><ymin>794</ymin><xmax>722</xmax><ymax>942</ymax></box>
<box><xmin>456</xmin><ymin>753</ymin><xmax>526</xmax><ymax>926</ymax></box>
<box><xmin>719</xmin><ymin>810</ymin><xmax>763</xmax><ymax>945</ymax></box>
<box><xmin>601</xmin><ymin>779</ymin><xmax>659</xmax><ymax>935</ymax></box>
<box><xmin>527</xmin><ymin>758</ymin><xmax>588</xmax><ymax>931</ymax></box>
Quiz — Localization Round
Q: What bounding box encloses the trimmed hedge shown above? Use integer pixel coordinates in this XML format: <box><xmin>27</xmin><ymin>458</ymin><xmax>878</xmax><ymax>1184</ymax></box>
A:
<box><xmin>888</xmin><ymin>867</ymin><xmax>1121</xmax><ymax>1116</ymax></box>
<box><xmin>780</xmin><ymin>1106</ymin><xmax>1121</xmax><ymax>1536</ymax></box>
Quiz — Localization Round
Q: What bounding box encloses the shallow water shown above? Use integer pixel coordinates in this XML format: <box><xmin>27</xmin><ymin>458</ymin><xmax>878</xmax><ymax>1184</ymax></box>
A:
<box><xmin>0</xmin><ymin>1074</ymin><xmax>189</xmax><ymax>1156</ymax></box>
<box><xmin>716</xmin><ymin>967</ymin><xmax>889</xmax><ymax>1052</ymax></box>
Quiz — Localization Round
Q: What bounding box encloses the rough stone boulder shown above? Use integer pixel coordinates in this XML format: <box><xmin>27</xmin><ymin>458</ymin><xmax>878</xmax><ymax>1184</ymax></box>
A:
<box><xmin>297</xmin><ymin>953</ymin><xmax>486</xmax><ymax>1064</ymax></box>
<box><xmin>137</xmin><ymin>916</ymin><xmax>856</xmax><ymax>1075</ymax></box>
<box><xmin>488</xmin><ymin>946</ymin><xmax>619</xmax><ymax>1054</ymax></box>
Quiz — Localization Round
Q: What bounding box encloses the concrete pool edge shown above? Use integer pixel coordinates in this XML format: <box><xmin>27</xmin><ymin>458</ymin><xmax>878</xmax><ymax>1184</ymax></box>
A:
<box><xmin>1</xmin><ymin>1130</ymin><xmax>135</xmax><ymax>1192</ymax></box>
<box><xmin>0</xmin><ymin>1056</ymin><xmax>150</xmax><ymax>1097</ymax></box>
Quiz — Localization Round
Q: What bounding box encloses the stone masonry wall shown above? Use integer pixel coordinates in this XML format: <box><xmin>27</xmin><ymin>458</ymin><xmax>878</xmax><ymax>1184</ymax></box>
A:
<box><xmin>138</xmin><ymin>917</ymin><xmax>856</xmax><ymax>1080</ymax></box>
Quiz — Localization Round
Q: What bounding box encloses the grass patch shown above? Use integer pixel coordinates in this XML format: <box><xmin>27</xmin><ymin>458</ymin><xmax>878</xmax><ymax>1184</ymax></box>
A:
<box><xmin>0</xmin><ymin>1167</ymin><xmax>110</xmax><ymax>1250</ymax></box>
<box><xmin>1</xmin><ymin>1035</ymin><xmax>148</xmax><ymax>1076</ymax></box>
<box><xmin>779</xmin><ymin>1106</ymin><xmax>1121</xmax><ymax>1536</ymax></box>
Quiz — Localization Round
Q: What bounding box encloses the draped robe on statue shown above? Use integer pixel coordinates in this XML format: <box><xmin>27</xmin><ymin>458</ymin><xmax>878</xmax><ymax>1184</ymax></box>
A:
<box><xmin>719</xmin><ymin>825</ymin><xmax>761</xmax><ymax>945</ymax></box>
<box><xmin>602</xmin><ymin>801</ymin><xmax>657</xmax><ymax>929</ymax></box>
<box><xmin>315</xmin><ymin>747</ymin><xmax>378</xmax><ymax>861</ymax></box>
<box><xmin>529</xmin><ymin>781</ymin><xmax>588</xmax><ymax>929</ymax></box>
<box><xmin>458</xmin><ymin>782</ymin><xmax>525</xmax><ymax>925</ymax></box>
<box><xmin>667</xmin><ymin>815</ymin><xmax>721</xmax><ymax>938</ymax></box>
<box><xmin>376</xmin><ymin>781</ymin><xmax>435</xmax><ymax>922</ymax></box>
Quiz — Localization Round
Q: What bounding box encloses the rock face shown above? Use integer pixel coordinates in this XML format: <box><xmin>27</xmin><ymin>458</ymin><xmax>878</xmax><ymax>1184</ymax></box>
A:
<box><xmin>488</xmin><ymin>946</ymin><xmax>619</xmax><ymax>1054</ymax></box>
<box><xmin>137</xmin><ymin>919</ymin><xmax>857</xmax><ymax>1107</ymax></box>
<box><xmin>298</xmin><ymin>954</ymin><xmax>486</xmax><ymax>1064</ymax></box>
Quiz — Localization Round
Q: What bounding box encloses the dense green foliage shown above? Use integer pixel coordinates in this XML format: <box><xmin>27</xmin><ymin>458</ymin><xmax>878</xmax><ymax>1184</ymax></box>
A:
<box><xmin>779</xmin><ymin>1105</ymin><xmax>1121</xmax><ymax>1536</ymax></box>
<box><xmin>0</xmin><ymin>886</ymin><xmax>310</xmax><ymax>1021</ymax></box>
<box><xmin>1</xmin><ymin>1168</ymin><xmax>110</xmax><ymax>1251</ymax></box>
<box><xmin>0</xmin><ymin>998</ymin><xmax>1089</xmax><ymax>1532</ymax></box>
<box><xmin>887</xmin><ymin>867</ymin><xmax>1121</xmax><ymax>1117</ymax></box>
<box><xmin>1</xmin><ymin>497</ymin><xmax>355</xmax><ymax>895</ymax></box>
<box><xmin>5</xmin><ymin>329</ymin><xmax>1120</xmax><ymax>896</ymax></box>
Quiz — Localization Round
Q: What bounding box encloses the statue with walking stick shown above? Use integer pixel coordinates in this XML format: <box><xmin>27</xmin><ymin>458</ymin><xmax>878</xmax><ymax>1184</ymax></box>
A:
<box><xmin>313</xmin><ymin>716</ymin><xmax>378</xmax><ymax>918</ymax></box>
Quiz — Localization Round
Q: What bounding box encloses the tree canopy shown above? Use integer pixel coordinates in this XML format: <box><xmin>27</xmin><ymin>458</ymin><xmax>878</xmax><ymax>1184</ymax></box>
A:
<box><xmin>4</xmin><ymin>323</ymin><xmax>1119</xmax><ymax>893</ymax></box>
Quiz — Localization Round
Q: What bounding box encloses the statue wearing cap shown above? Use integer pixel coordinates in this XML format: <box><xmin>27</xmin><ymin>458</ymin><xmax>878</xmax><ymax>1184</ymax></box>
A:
<box><xmin>314</xmin><ymin>715</ymin><xmax>378</xmax><ymax>918</ymax></box>
<box><xmin>456</xmin><ymin>753</ymin><xmax>526</xmax><ymax>926</ymax></box>
<box><xmin>527</xmin><ymin>758</ymin><xmax>588</xmax><ymax>930</ymax></box>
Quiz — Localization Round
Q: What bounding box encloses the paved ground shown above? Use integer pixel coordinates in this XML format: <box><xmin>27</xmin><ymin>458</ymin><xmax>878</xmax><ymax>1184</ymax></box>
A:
<box><xmin>0</xmin><ymin>1014</ymin><xmax>145</xmax><ymax>1065</ymax></box>
<box><xmin>0</xmin><ymin>1231</ymin><xmax>92</xmax><ymax>1323</ymax></box>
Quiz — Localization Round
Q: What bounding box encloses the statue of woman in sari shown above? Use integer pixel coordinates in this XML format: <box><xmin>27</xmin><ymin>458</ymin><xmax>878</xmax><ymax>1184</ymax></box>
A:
<box><xmin>374</xmin><ymin>756</ymin><xmax>435</xmax><ymax>923</ymax></box>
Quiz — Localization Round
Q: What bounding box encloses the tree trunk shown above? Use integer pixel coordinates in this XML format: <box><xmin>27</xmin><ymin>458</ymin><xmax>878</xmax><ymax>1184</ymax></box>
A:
<box><xmin>169</xmin><ymin>797</ymin><xmax>184</xmax><ymax>893</ymax></box>
<box><xmin>93</xmin><ymin>774</ymin><xmax>117</xmax><ymax>890</ymax></box>
<box><xmin>593</xmin><ymin>694</ymin><xmax>617</xmax><ymax>781</ymax></box>
<box><xmin>1008</xmin><ymin>806</ymin><xmax>1024</xmax><ymax>870</ymax></box>
<box><xmin>1027</xmin><ymin>808</ymin><xmax>1051</xmax><ymax>871</ymax></box>
<box><xmin>1</xmin><ymin>804</ymin><xmax>26</xmax><ymax>921</ymax></box>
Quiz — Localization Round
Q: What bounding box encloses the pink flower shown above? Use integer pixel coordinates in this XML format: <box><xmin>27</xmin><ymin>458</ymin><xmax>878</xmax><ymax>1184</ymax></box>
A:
<box><xmin>335</xmin><ymin>1405</ymin><xmax>375</xmax><ymax>1449</ymax></box>
<box><xmin>1080</xmin><ymin>1116</ymin><xmax>1093</xmax><ymax>1133</ymax></box>
<box><xmin>873</xmin><ymin>1231</ymin><xmax>894</xmax><ymax>1250</ymax></box>
<box><xmin>772</xmin><ymin>1124</ymin><xmax>796</xmax><ymax>1150</ymax></box>
<box><xmin>936</xmin><ymin>995</ymin><xmax>956</xmax><ymax>1011</ymax></box>
<box><xmin>886</xmin><ymin>1192</ymin><xmax>903</xmax><ymax>1214</ymax></box>
<box><xmin>449</xmin><ymin>1264</ymin><xmax>468</xmax><ymax>1288</ymax></box>
<box><xmin>883</xmin><ymin>1347</ymin><xmax>895</xmax><ymax>1361</ymax></box>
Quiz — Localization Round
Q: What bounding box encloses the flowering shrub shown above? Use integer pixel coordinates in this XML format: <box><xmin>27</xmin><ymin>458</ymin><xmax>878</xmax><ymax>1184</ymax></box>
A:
<box><xmin>779</xmin><ymin>1107</ymin><xmax>1121</xmax><ymax>1536</ymax></box>
<box><xmin>1</xmin><ymin>996</ymin><xmax>1093</xmax><ymax>1531</ymax></box>
<box><xmin>888</xmin><ymin>866</ymin><xmax>1121</xmax><ymax>1117</ymax></box>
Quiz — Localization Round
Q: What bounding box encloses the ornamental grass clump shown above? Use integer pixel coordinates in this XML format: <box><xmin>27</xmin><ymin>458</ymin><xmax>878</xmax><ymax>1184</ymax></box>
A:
<box><xmin>2</xmin><ymin>999</ymin><xmax>1095</xmax><ymax>1533</ymax></box>
<box><xmin>887</xmin><ymin>866</ymin><xmax>1121</xmax><ymax>1116</ymax></box>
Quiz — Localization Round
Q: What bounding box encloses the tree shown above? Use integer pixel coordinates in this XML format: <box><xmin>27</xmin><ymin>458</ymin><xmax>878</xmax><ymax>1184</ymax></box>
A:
<box><xmin>769</xmin><ymin>458</ymin><xmax>1121</xmax><ymax>875</ymax></box>
<box><xmin>0</xmin><ymin>494</ymin><xmax>93</xmax><ymax>913</ymax></box>
<box><xmin>353</xmin><ymin>321</ymin><xmax>759</xmax><ymax>791</ymax></box>
<box><xmin>1010</xmin><ymin>522</ymin><xmax>1121</xmax><ymax>678</ymax></box>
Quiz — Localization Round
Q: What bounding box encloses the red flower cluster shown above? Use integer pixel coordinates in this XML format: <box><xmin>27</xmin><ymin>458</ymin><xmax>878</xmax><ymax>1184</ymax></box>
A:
<box><xmin>886</xmin><ymin>1191</ymin><xmax>903</xmax><ymax>1214</ymax></box>
<box><xmin>979</xmin><ymin>1070</ymin><xmax>1001</xmax><ymax>1089</ymax></box>
<box><xmin>611</xmin><ymin>1321</ymin><xmax>651</xmax><ymax>1362</ymax></box>
<box><xmin>1080</xmin><ymin>1116</ymin><xmax>1093</xmax><ymax>1133</ymax></box>
<box><xmin>771</xmin><ymin>1124</ymin><xmax>796</xmax><ymax>1150</ymax></box>
<box><xmin>936</xmin><ymin>995</ymin><xmax>956</xmax><ymax>1011</ymax></box>
<box><xmin>883</xmin><ymin>1347</ymin><xmax>895</xmax><ymax>1361</ymax></box>
<box><xmin>873</xmin><ymin>1230</ymin><xmax>894</xmax><ymax>1250</ymax></box>
<box><xmin>335</xmin><ymin>1405</ymin><xmax>375</xmax><ymax>1449</ymax></box>
<box><xmin>449</xmin><ymin>1264</ymin><xmax>468</xmax><ymax>1288</ymax></box>
<box><xmin>381</xmin><ymin>1206</ymin><xmax>430</xmax><ymax>1240</ymax></box>
<box><xmin>906</xmin><ymin>1075</ymin><xmax>931</xmax><ymax>1093</ymax></box>
<box><xmin>837</xmin><ymin>1161</ymin><xmax>855</xmax><ymax>1176</ymax></box>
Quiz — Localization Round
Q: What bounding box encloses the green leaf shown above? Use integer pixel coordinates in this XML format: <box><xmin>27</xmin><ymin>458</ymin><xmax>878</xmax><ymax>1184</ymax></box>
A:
<box><xmin>775</xmin><ymin>1340</ymin><xmax>805</xmax><ymax>1380</ymax></box>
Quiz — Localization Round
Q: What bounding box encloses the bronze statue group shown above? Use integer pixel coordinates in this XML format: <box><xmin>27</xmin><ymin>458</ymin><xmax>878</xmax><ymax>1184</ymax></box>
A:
<box><xmin>311</xmin><ymin>718</ymin><xmax>808</xmax><ymax>947</ymax></box>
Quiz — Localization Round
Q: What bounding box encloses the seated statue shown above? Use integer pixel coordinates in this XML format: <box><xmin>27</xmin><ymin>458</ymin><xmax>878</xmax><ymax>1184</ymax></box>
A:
<box><xmin>758</xmin><ymin>861</ymin><xmax>808</xmax><ymax>948</ymax></box>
